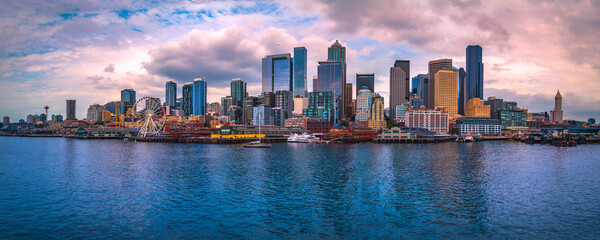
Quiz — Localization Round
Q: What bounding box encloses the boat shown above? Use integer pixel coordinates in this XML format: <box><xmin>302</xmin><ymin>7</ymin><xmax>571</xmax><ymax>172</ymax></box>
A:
<box><xmin>464</xmin><ymin>134</ymin><xmax>474</xmax><ymax>142</ymax></box>
<box><xmin>297</xmin><ymin>133</ymin><xmax>319</xmax><ymax>143</ymax></box>
<box><xmin>244</xmin><ymin>111</ymin><xmax>271</xmax><ymax>148</ymax></box>
<box><xmin>243</xmin><ymin>140</ymin><xmax>272</xmax><ymax>148</ymax></box>
<box><xmin>456</xmin><ymin>134</ymin><xmax>474</xmax><ymax>142</ymax></box>
<box><xmin>287</xmin><ymin>134</ymin><xmax>299</xmax><ymax>142</ymax></box>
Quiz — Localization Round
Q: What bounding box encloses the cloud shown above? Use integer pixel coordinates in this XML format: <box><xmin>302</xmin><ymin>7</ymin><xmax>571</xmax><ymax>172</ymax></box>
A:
<box><xmin>103</xmin><ymin>63</ymin><xmax>115</xmax><ymax>73</ymax></box>
<box><xmin>1</xmin><ymin>0</ymin><xmax>600</xmax><ymax>122</ymax></box>
<box><xmin>142</xmin><ymin>25</ymin><xmax>332</xmax><ymax>98</ymax></box>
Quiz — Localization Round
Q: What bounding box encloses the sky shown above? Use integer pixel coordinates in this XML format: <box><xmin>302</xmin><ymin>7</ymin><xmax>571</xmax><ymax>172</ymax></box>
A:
<box><xmin>1</xmin><ymin>0</ymin><xmax>599</xmax><ymax>121</ymax></box>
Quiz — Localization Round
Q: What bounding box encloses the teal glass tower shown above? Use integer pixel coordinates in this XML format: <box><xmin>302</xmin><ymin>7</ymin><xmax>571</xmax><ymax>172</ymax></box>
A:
<box><xmin>231</xmin><ymin>78</ymin><xmax>246</xmax><ymax>107</ymax></box>
<box><xmin>293</xmin><ymin>47</ymin><xmax>307</xmax><ymax>97</ymax></box>
<box><xmin>193</xmin><ymin>77</ymin><xmax>207</xmax><ymax>116</ymax></box>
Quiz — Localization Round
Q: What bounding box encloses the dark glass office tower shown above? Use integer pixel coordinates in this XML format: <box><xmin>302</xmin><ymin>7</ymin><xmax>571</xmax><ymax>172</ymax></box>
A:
<box><xmin>165</xmin><ymin>81</ymin><xmax>176</xmax><ymax>107</ymax></box>
<box><xmin>458</xmin><ymin>68</ymin><xmax>466</xmax><ymax>115</ymax></box>
<box><xmin>356</xmin><ymin>73</ymin><xmax>374</xmax><ymax>95</ymax></box>
<box><xmin>466</xmin><ymin>45</ymin><xmax>484</xmax><ymax>102</ymax></box>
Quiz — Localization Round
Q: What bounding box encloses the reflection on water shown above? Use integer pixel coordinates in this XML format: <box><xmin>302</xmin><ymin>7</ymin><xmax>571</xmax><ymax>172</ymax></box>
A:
<box><xmin>1</xmin><ymin>137</ymin><xmax>600</xmax><ymax>239</ymax></box>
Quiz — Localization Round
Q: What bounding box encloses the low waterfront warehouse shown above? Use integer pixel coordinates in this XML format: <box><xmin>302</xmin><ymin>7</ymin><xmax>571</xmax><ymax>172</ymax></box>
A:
<box><xmin>455</xmin><ymin>117</ymin><xmax>501</xmax><ymax>136</ymax></box>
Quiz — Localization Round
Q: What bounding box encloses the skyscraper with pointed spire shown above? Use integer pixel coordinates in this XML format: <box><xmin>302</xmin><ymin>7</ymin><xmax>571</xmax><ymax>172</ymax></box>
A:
<box><xmin>550</xmin><ymin>90</ymin><xmax>563</xmax><ymax>123</ymax></box>
<box><xmin>327</xmin><ymin>40</ymin><xmax>346</xmax><ymax>120</ymax></box>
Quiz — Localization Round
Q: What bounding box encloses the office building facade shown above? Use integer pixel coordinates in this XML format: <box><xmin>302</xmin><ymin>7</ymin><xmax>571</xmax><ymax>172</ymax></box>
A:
<box><xmin>356</xmin><ymin>73</ymin><xmax>375</xmax><ymax>95</ymax></box>
<box><xmin>293</xmin><ymin>47</ymin><xmax>307</xmax><ymax>97</ymax></box>
<box><xmin>428</xmin><ymin>59</ymin><xmax>452</xmax><ymax>109</ymax></box>
<box><xmin>182</xmin><ymin>82</ymin><xmax>193</xmax><ymax>116</ymax></box>
<box><xmin>253</xmin><ymin>105</ymin><xmax>274</xmax><ymax>126</ymax></box>
<box><xmin>193</xmin><ymin>78</ymin><xmax>207</xmax><ymax>116</ymax></box>
<box><xmin>465</xmin><ymin>98</ymin><xmax>491</xmax><ymax>118</ymax></box>
<box><xmin>458</xmin><ymin>67</ymin><xmax>466</xmax><ymax>115</ymax></box>
<box><xmin>466</xmin><ymin>45</ymin><xmax>484</xmax><ymax>102</ymax></box>
<box><xmin>404</xmin><ymin>109</ymin><xmax>449</xmax><ymax>135</ymax></box>
<box><xmin>121</xmin><ymin>89</ymin><xmax>136</xmax><ymax>113</ymax></box>
<box><xmin>66</xmin><ymin>100</ymin><xmax>76</xmax><ymax>120</ymax></box>
<box><xmin>390</xmin><ymin>60</ymin><xmax>410</xmax><ymax>117</ymax></box>
<box><xmin>262</xmin><ymin>53</ymin><xmax>293</xmax><ymax>93</ymax></box>
<box><xmin>231</xmin><ymin>78</ymin><xmax>246</xmax><ymax>107</ymax></box>
<box><xmin>356</xmin><ymin>87</ymin><xmax>375</xmax><ymax>122</ymax></box>
<box><xmin>415</xmin><ymin>74</ymin><xmax>429</xmax><ymax>108</ymax></box>
<box><xmin>368</xmin><ymin>94</ymin><xmax>386</xmax><ymax>130</ymax></box>
<box><xmin>455</xmin><ymin>117</ymin><xmax>501</xmax><ymax>136</ymax></box>
<box><xmin>303</xmin><ymin>91</ymin><xmax>335</xmax><ymax>123</ymax></box>
<box><xmin>275</xmin><ymin>90</ymin><xmax>294</xmax><ymax>120</ymax></box>
<box><xmin>317</xmin><ymin>61</ymin><xmax>343</xmax><ymax>120</ymax></box>
<box><xmin>165</xmin><ymin>81</ymin><xmax>176</xmax><ymax>107</ymax></box>
<box><xmin>433</xmin><ymin>68</ymin><xmax>458</xmax><ymax>116</ymax></box>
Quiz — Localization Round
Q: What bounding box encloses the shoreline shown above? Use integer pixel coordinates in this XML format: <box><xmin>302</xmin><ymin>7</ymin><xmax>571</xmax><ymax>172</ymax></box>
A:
<box><xmin>2</xmin><ymin>134</ymin><xmax>597</xmax><ymax>145</ymax></box>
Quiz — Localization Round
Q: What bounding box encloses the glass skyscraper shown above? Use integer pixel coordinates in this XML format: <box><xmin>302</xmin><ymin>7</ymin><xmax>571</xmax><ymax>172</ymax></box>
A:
<box><xmin>193</xmin><ymin>78</ymin><xmax>207</xmax><ymax>116</ymax></box>
<box><xmin>356</xmin><ymin>73</ymin><xmax>374</xmax><ymax>95</ymax></box>
<box><xmin>317</xmin><ymin>61</ymin><xmax>343</xmax><ymax>120</ymax></box>
<box><xmin>303</xmin><ymin>91</ymin><xmax>335</xmax><ymax>123</ymax></box>
<box><xmin>230</xmin><ymin>78</ymin><xmax>246</xmax><ymax>107</ymax></box>
<box><xmin>121</xmin><ymin>88</ymin><xmax>136</xmax><ymax>113</ymax></box>
<box><xmin>458</xmin><ymin>67</ymin><xmax>466</xmax><ymax>115</ymax></box>
<box><xmin>327</xmin><ymin>40</ymin><xmax>346</xmax><ymax>119</ymax></box>
<box><xmin>66</xmin><ymin>99</ymin><xmax>76</xmax><ymax>120</ymax></box>
<box><xmin>293</xmin><ymin>47</ymin><xmax>307</xmax><ymax>97</ymax></box>
<box><xmin>390</xmin><ymin>60</ymin><xmax>410</xmax><ymax>117</ymax></box>
<box><xmin>182</xmin><ymin>82</ymin><xmax>193</xmax><ymax>116</ymax></box>
<box><xmin>415</xmin><ymin>74</ymin><xmax>428</xmax><ymax>108</ymax></box>
<box><xmin>262</xmin><ymin>54</ymin><xmax>293</xmax><ymax>93</ymax></box>
<box><xmin>165</xmin><ymin>81</ymin><xmax>176</xmax><ymax>107</ymax></box>
<box><xmin>466</xmin><ymin>45</ymin><xmax>484</xmax><ymax>102</ymax></box>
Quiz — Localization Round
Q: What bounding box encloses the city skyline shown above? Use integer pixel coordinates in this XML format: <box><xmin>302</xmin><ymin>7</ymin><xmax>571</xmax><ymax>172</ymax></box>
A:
<box><xmin>1</xmin><ymin>1</ymin><xmax>599</xmax><ymax>121</ymax></box>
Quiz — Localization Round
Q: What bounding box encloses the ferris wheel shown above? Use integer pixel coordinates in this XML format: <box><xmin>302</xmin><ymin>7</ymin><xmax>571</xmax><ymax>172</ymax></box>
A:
<box><xmin>133</xmin><ymin>96</ymin><xmax>163</xmax><ymax>137</ymax></box>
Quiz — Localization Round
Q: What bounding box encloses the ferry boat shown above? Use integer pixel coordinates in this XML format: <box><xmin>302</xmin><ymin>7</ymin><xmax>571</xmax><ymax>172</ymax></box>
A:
<box><xmin>287</xmin><ymin>134</ymin><xmax>299</xmax><ymax>142</ymax></box>
<box><xmin>288</xmin><ymin>133</ymin><xmax>320</xmax><ymax>143</ymax></box>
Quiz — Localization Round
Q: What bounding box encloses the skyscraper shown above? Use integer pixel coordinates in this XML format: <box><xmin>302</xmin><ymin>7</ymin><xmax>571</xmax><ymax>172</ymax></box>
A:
<box><xmin>368</xmin><ymin>94</ymin><xmax>386</xmax><ymax>130</ymax></box>
<box><xmin>121</xmin><ymin>89</ymin><xmax>136</xmax><ymax>112</ymax></box>
<box><xmin>433</xmin><ymin>68</ymin><xmax>459</xmax><ymax>116</ymax></box>
<box><xmin>318</xmin><ymin>61</ymin><xmax>343</xmax><ymax>120</ymax></box>
<box><xmin>165</xmin><ymin>81</ymin><xmax>177</xmax><ymax>107</ymax></box>
<box><xmin>193</xmin><ymin>77</ymin><xmax>207</xmax><ymax>116</ymax></box>
<box><xmin>458</xmin><ymin>68</ymin><xmax>466</xmax><ymax>115</ymax></box>
<box><xmin>231</xmin><ymin>78</ymin><xmax>246</xmax><ymax>107</ymax></box>
<box><xmin>66</xmin><ymin>99</ymin><xmax>76</xmax><ymax>120</ymax></box>
<box><xmin>390</xmin><ymin>60</ymin><xmax>410</xmax><ymax>117</ymax></box>
<box><xmin>303</xmin><ymin>91</ymin><xmax>335</xmax><ymax>122</ymax></box>
<box><xmin>182</xmin><ymin>82</ymin><xmax>193</xmax><ymax>116</ymax></box>
<box><xmin>312</xmin><ymin>76</ymin><xmax>318</xmax><ymax>92</ymax></box>
<box><xmin>221</xmin><ymin>96</ymin><xmax>237</xmax><ymax>117</ymax></box>
<box><xmin>428</xmin><ymin>59</ymin><xmax>453</xmax><ymax>108</ymax></box>
<box><xmin>275</xmin><ymin>90</ymin><xmax>294</xmax><ymax>120</ymax></box>
<box><xmin>550</xmin><ymin>90</ymin><xmax>563</xmax><ymax>123</ymax></box>
<box><xmin>411</xmin><ymin>76</ymin><xmax>418</xmax><ymax>94</ymax></box>
<box><xmin>3</xmin><ymin>116</ymin><xmax>9</xmax><ymax>128</ymax></box>
<box><xmin>262</xmin><ymin>53</ymin><xmax>293</xmax><ymax>93</ymax></box>
<box><xmin>327</xmin><ymin>40</ymin><xmax>347</xmax><ymax>119</ymax></box>
<box><xmin>356</xmin><ymin>86</ymin><xmax>375</xmax><ymax>122</ymax></box>
<box><xmin>345</xmin><ymin>83</ymin><xmax>354</xmax><ymax>119</ymax></box>
<box><xmin>293</xmin><ymin>47</ymin><xmax>307</xmax><ymax>97</ymax></box>
<box><xmin>415</xmin><ymin>74</ymin><xmax>428</xmax><ymax>108</ymax></box>
<box><xmin>466</xmin><ymin>45</ymin><xmax>484</xmax><ymax>102</ymax></box>
<box><xmin>356</xmin><ymin>73</ymin><xmax>374</xmax><ymax>95</ymax></box>
<box><xmin>465</xmin><ymin>98</ymin><xmax>491</xmax><ymax>118</ymax></box>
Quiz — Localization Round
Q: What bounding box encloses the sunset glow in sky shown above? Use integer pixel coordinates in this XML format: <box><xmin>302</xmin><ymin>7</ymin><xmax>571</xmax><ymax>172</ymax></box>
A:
<box><xmin>1</xmin><ymin>0</ymin><xmax>599</xmax><ymax>120</ymax></box>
